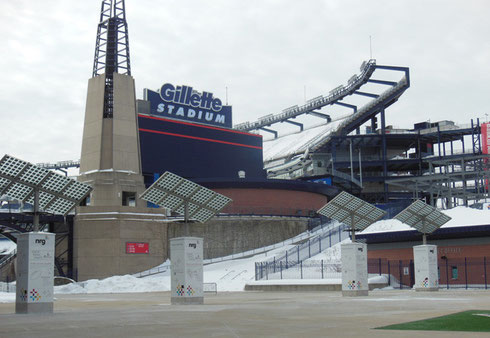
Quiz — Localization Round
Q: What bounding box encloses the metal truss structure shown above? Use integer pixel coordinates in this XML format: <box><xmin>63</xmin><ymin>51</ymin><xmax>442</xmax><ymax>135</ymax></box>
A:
<box><xmin>36</xmin><ymin>160</ymin><xmax>80</xmax><ymax>176</ymax></box>
<box><xmin>387</xmin><ymin>154</ymin><xmax>490</xmax><ymax>208</ymax></box>
<box><xmin>240</xmin><ymin>60</ymin><xmax>488</xmax><ymax>212</ymax></box>
<box><xmin>92</xmin><ymin>0</ymin><xmax>131</xmax><ymax>118</ymax></box>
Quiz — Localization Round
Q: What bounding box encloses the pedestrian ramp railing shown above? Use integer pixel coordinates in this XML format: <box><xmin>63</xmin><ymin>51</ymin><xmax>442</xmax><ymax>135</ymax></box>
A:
<box><xmin>255</xmin><ymin>222</ymin><xmax>349</xmax><ymax>280</ymax></box>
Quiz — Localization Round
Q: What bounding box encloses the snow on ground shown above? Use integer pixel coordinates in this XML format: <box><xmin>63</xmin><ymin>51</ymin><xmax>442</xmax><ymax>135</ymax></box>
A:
<box><xmin>308</xmin><ymin>238</ymin><xmax>350</xmax><ymax>263</ymax></box>
<box><xmin>51</xmin><ymin>245</ymin><xmax>296</xmax><ymax>297</ymax></box>
<box><xmin>55</xmin><ymin>274</ymin><xmax>171</xmax><ymax>294</ymax></box>
<box><xmin>0</xmin><ymin>239</ymin><xmax>16</xmax><ymax>255</ymax></box>
<box><xmin>248</xmin><ymin>279</ymin><xmax>341</xmax><ymax>285</ymax></box>
<box><xmin>360</xmin><ymin>219</ymin><xmax>411</xmax><ymax>234</ymax></box>
<box><xmin>361</xmin><ymin>206</ymin><xmax>489</xmax><ymax>234</ymax></box>
<box><xmin>0</xmin><ymin>291</ymin><xmax>14</xmax><ymax>303</ymax></box>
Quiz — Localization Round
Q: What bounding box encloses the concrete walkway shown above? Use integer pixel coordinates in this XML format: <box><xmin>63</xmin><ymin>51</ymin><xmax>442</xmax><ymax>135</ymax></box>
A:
<box><xmin>0</xmin><ymin>290</ymin><xmax>489</xmax><ymax>337</ymax></box>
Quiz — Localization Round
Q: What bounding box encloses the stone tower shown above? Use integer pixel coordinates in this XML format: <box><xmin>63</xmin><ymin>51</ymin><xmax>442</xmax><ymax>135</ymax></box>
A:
<box><xmin>78</xmin><ymin>0</ymin><xmax>145</xmax><ymax>206</ymax></box>
<box><xmin>74</xmin><ymin>0</ymin><xmax>168</xmax><ymax>281</ymax></box>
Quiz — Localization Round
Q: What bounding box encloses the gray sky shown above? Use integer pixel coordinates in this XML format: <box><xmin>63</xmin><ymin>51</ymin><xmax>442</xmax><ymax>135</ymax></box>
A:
<box><xmin>1</xmin><ymin>0</ymin><xmax>489</xmax><ymax>164</ymax></box>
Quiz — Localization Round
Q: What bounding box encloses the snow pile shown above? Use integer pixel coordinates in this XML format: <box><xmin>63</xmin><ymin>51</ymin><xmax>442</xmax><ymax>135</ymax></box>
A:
<box><xmin>0</xmin><ymin>292</ymin><xmax>14</xmax><ymax>303</ymax></box>
<box><xmin>53</xmin><ymin>246</ymin><xmax>283</xmax><ymax>296</ymax></box>
<box><xmin>361</xmin><ymin>206</ymin><xmax>490</xmax><ymax>235</ymax></box>
<box><xmin>0</xmin><ymin>239</ymin><xmax>16</xmax><ymax>255</ymax></box>
<box><xmin>55</xmin><ymin>275</ymin><xmax>170</xmax><ymax>294</ymax></box>
<box><xmin>360</xmin><ymin>219</ymin><xmax>411</xmax><ymax>234</ymax></box>
<box><xmin>443</xmin><ymin>206</ymin><xmax>490</xmax><ymax>227</ymax></box>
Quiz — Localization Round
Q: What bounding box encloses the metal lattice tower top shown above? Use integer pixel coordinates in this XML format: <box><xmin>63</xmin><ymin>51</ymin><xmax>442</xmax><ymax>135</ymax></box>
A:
<box><xmin>92</xmin><ymin>0</ymin><xmax>131</xmax><ymax>118</ymax></box>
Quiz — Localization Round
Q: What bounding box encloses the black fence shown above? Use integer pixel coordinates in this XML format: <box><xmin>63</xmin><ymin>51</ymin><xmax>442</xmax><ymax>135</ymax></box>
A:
<box><xmin>256</xmin><ymin>256</ymin><xmax>490</xmax><ymax>289</ymax></box>
<box><xmin>368</xmin><ymin>257</ymin><xmax>489</xmax><ymax>289</ymax></box>
<box><xmin>255</xmin><ymin>260</ymin><xmax>341</xmax><ymax>280</ymax></box>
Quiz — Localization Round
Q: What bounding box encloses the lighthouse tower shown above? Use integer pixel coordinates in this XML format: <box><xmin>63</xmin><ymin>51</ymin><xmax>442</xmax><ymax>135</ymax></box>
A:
<box><xmin>78</xmin><ymin>0</ymin><xmax>145</xmax><ymax>205</ymax></box>
<box><xmin>75</xmin><ymin>0</ymin><xmax>167</xmax><ymax>281</ymax></box>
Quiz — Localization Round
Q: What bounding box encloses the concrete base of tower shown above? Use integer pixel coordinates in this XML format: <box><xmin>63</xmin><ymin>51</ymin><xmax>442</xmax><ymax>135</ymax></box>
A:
<box><xmin>73</xmin><ymin>206</ymin><xmax>169</xmax><ymax>281</ymax></box>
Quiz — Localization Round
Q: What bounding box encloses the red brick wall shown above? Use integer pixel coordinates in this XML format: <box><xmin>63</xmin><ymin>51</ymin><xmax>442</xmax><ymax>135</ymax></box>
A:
<box><xmin>368</xmin><ymin>243</ymin><xmax>490</xmax><ymax>287</ymax></box>
<box><xmin>213</xmin><ymin>188</ymin><xmax>328</xmax><ymax>216</ymax></box>
<box><xmin>368</xmin><ymin>243</ymin><xmax>490</xmax><ymax>261</ymax></box>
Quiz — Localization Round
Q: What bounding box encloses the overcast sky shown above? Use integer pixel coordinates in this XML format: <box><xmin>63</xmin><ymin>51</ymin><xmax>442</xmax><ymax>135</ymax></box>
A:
<box><xmin>1</xmin><ymin>0</ymin><xmax>489</xmax><ymax>164</ymax></box>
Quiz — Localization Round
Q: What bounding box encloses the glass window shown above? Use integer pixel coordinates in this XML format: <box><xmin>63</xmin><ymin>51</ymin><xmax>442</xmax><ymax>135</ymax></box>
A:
<box><xmin>451</xmin><ymin>266</ymin><xmax>458</xmax><ymax>279</ymax></box>
<box><xmin>122</xmin><ymin>191</ymin><xmax>136</xmax><ymax>207</ymax></box>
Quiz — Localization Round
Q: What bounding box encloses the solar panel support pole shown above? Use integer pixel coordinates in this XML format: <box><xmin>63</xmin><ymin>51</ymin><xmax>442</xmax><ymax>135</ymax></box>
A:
<box><xmin>358</xmin><ymin>147</ymin><xmax>363</xmax><ymax>188</ymax></box>
<box><xmin>33</xmin><ymin>188</ymin><xmax>40</xmax><ymax>232</ymax></box>
<box><xmin>184</xmin><ymin>201</ymin><xmax>189</xmax><ymax>236</ymax></box>
<box><xmin>420</xmin><ymin>216</ymin><xmax>427</xmax><ymax>245</ymax></box>
<box><xmin>351</xmin><ymin>213</ymin><xmax>356</xmax><ymax>242</ymax></box>
<box><xmin>349</xmin><ymin>140</ymin><xmax>354</xmax><ymax>182</ymax></box>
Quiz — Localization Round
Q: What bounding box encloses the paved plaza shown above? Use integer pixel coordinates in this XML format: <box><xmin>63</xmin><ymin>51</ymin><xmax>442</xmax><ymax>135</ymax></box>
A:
<box><xmin>0</xmin><ymin>290</ymin><xmax>489</xmax><ymax>337</ymax></box>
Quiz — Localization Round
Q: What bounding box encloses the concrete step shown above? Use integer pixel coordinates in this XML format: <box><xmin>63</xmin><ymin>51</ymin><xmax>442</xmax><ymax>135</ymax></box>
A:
<box><xmin>244</xmin><ymin>282</ymin><xmax>388</xmax><ymax>292</ymax></box>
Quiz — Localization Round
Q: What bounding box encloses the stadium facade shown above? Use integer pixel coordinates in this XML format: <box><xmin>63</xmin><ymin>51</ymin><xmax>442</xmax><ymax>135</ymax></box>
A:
<box><xmin>1</xmin><ymin>0</ymin><xmax>489</xmax><ymax>282</ymax></box>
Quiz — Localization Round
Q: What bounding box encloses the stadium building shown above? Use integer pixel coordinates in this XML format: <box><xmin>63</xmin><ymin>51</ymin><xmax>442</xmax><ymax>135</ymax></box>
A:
<box><xmin>0</xmin><ymin>0</ymin><xmax>488</xmax><ymax>282</ymax></box>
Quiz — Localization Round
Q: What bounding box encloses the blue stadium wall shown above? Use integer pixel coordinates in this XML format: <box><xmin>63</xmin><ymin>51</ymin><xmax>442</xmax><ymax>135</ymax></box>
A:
<box><xmin>138</xmin><ymin>114</ymin><xmax>266</xmax><ymax>183</ymax></box>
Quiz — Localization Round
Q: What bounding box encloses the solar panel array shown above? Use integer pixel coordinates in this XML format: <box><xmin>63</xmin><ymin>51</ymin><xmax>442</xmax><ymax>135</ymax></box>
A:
<box><xmin>317</xmin><ymin>191</ymin><xmax>386</xmax><ymax>231</ymax></box>
<box><xmin>0</xmin><ymin>155</ymin><xmax>92</xmax><ymax>215</ymax></box>
<box><xmin>394</xmin><ymin>200</ymin><xmax>451</xmax><ymax>234</ymax></box>
<box><xmin>140</xmin><ymin>171</ymin><xmax>232</xmax><ymax>223</ymax></box>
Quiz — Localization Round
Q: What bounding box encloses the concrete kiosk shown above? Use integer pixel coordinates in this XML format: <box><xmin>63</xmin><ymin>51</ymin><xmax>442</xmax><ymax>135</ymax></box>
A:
<box><xmin>170</xmin><ymin>237</ymin><xmax>204</xmax><ymax>305</ymax></box>
<box><xmin>341</xmin><ymin>242</ymin><xmax>368</xmax><ymax>296</ymax></box>
<box><xmin>15</xmin><ymin>232</ymin><xmax>55</xmax><ymax>314</ymax></box>
<box><xmin>413</xmin><ymin>244</ymin><xmax>439</xmax><ymax>291</ymax></box>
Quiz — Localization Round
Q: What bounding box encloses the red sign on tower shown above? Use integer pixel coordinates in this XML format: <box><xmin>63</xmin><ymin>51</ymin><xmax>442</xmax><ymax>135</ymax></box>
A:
<box><xmin>126</xmin><ymin>242</ymin><xmax>149</xmax><ymax>254</ymax></box>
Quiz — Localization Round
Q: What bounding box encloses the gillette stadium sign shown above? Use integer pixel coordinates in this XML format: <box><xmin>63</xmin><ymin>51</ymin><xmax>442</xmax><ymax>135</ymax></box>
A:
<box><xmin>144</xmin><ymin>83</ymin><xmax>232</xmax><ymax>128</ymax></box>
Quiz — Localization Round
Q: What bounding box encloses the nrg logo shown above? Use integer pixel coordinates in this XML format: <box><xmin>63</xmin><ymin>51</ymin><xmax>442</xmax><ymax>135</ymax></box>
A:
<box><xmin>35</xmin><ymin>239</ymin><xmax>46</xmax><ymax>246</ymax></box>
<box><xmin>188</xmin><ymin>243</ymin><xmax>197</xmax><ymax>249</ymax></box>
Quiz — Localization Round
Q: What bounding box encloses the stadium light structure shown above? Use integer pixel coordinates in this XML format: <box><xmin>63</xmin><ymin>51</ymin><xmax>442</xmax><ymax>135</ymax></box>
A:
<box><xmin>140</xmin><ymin>171</ymin><xmax>232</xmax><ymax>233</ymax></box>
<box><xmin>317</xmin><ymin>191</ymin><xmax>386</xmax><ymax>241</ymax></box>
<box><xmin>0</xmin><ymin>154</ymin><xmax>92</xmax><ymax>230</ymax></box>
<box><xmin>394</xmin><ymin>200</ymin><xmax>451</xmax><ymax>244</ymax></box>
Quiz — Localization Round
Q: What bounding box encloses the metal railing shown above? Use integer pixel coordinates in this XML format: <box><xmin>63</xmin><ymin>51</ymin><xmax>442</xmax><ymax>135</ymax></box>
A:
<box><xmin>203</xmin><ymin>282</ymin><xmax>218</xmax><ymax>294</ymax></box>
<box><xmin>255</xmin><ymin>222</ymin><xmax>349</xmax><ymax>280</ymax></box>
<box><xmin>133</xmin><ymin>260</ymin><xmax>170</xmax><ymax>278</ymax></box>
<box><xmin>255</xmin><ymin>260</ymin><xmax>341</xmax><ymax>280</ymax></box>
<box><xmin>0</xmin><ymin>249</ymin><xmax>17</xmax><ymax>271</ymax></box>
<box><xmin>204</xmin><ymin>219</ymin><xmax>336</xmax><ymax>265</ymax></box>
